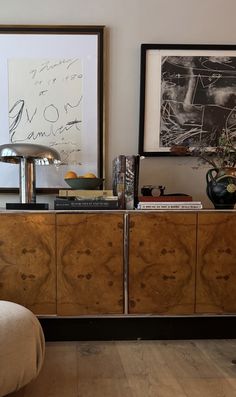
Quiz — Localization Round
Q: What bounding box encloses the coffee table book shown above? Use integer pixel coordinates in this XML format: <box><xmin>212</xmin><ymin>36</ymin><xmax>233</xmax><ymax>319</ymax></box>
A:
<box><xmin>54</xmin><ymin>196</ymin><xmax>119</xmax><ymax>210</ymax></box>
<box><xmin>59</xmin><ymin>189</ymin><xmax>113</xmax><ymax>198</ymax></box>
<box><xmin>137</xmin><ymin>201</ymin><xmax>202</xmax><ymax>210</ymax></box>
<box><xmin>138</xmin><ymin>195</ymin><xmax>192</xmax><ymax>202</ymax></box>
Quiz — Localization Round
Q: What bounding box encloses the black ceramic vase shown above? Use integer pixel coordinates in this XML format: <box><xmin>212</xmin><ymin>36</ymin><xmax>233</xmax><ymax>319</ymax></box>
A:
<box><xmin>206</xmin><ymin>167</ymin><xmax>236</xmax><ymax>209</ymax></box>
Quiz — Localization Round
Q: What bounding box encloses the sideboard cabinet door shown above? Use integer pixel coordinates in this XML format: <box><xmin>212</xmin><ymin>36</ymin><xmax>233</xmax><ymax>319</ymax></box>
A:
<box><xmin>196</xmin><ymin>212</ymin><xmax>236</xmax><ymax>314</ymax></box>
<box><xmin>57</xmin><ymin>213</ymin><xmax>124</xmax><ymax>315</ymax></box>
<box><xmin>129</xmin><ymin>213</ymin><xmax>197</xmax><ymax>314</ymax></box>
<box><xmin>0</xmin><ymin>213</ymin><xmax>56</xmax><ymax>314</ymax></box>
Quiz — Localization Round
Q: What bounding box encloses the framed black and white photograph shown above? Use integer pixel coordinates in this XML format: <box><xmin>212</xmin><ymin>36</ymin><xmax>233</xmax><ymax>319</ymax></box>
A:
<box><xmin>139</xmin><ymin>43</ymin><xmax>236</xmax><ymax>156</ymax></box>
<box><xmin>0</xmin><ymin>25</ymin><xmax>104</xmax><ymax>188</ymax></box>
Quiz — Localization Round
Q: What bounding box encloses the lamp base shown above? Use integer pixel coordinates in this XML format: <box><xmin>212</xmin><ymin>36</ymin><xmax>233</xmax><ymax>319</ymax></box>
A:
<box><xmin>6</xmin><ymin>203</ymin><xmax>49</xmax><ymax>210</ymax></box>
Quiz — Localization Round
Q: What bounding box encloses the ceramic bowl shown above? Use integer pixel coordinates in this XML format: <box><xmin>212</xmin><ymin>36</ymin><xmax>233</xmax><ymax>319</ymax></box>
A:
<box><xmin>64</xmin><ymin>177</ymin><xmax>104</xmax><ymax>190</ymax></box>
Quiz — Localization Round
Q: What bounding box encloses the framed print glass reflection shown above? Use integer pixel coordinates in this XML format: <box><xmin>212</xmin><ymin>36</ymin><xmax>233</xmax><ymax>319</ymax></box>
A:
<box><xmin>138</xmin><ymin>43</ymin><xmax>236</xmax><ymax>156</ymax></box>
<box><xmin>0</xmin><ymin>25</ymin><xmax>104</xmax><ymax>188</ymax></box>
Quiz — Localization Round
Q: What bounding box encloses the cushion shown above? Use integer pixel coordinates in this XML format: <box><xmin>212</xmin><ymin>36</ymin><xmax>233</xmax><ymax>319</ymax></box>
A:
<box><xmin>0</xmin><ymin>301</ymin><xmax>45</xmax><ymax>396</ymax></box>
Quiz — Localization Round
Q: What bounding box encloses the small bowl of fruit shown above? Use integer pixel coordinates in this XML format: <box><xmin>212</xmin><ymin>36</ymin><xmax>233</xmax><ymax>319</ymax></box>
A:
<box><xmin>64</xmin><ymin>171</ymin><xmax>104</xmax><ymax>190</ymax></box>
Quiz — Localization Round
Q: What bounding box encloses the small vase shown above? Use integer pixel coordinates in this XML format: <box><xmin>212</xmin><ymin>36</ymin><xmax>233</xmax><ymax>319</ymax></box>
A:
<box><xmin>206</xmin><ymin>167</ymin><xmax>236</xmax><ymax>209</ymax></box>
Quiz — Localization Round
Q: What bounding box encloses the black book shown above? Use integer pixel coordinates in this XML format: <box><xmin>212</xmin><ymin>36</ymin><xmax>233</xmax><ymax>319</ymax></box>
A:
<box><xmin>54</xmin><ymin>197</ymin><xmax>119</xmax><ymax>210</ymax></box>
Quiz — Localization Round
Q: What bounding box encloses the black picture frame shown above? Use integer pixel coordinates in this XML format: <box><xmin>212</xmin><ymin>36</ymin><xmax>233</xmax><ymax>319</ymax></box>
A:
<box><xmin>0</xmin><ymin>24</ymin><xmax>105</xmax><ymax>191</ymax></box>
<box><xmin>139</xmin><ymin>43</ymin><xmax>236</xmax><ymax>157</ymax></box>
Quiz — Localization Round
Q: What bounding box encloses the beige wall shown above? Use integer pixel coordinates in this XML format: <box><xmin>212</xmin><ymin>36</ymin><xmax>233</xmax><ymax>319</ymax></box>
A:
<box><xmin>0</xmin><ymin>0</ymin><xmax>236</xmax><ymax>207</ymax></box>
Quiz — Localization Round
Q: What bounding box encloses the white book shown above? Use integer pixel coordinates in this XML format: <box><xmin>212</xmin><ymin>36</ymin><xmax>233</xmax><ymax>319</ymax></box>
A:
<box><xmin>138</xmin><ymin>201</ymin><xmax>202</xmax><ymax>205</ymax></box>
<box><xmin>59</xmin><ymin>189</ymin><xmax>113</xmax><ymax>198</ymax></box>
<box><xmin>137</xmin><ymin>201</ymin><xmax>202</xmax><ymax>210</ymax></box>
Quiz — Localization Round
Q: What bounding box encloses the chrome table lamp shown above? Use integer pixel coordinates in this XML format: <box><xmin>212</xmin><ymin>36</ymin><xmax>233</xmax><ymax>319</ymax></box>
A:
<box><xmin>0</xmin><ymin>143</ymin><xmax>61</xmax><ymax>210</ymax></box>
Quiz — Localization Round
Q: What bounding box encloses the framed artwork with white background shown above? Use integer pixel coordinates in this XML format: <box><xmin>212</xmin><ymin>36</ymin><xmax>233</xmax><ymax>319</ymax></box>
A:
<box><xmin>0</xmin><ymin>25</ymin><xmax>104</xmax><ymax>189</ymax></box>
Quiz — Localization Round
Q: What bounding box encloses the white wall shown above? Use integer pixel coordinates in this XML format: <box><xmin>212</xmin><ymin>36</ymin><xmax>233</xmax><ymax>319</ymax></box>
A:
<box><xmin>0</xmin><ymin>0</ymin><xmax>236</xmax><ymax>207</ymax></box>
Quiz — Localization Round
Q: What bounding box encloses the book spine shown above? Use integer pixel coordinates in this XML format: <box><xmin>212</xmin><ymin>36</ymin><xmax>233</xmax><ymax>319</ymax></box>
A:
<box><xmin>125</xmin><ymin>155</ymin><xmax>140</xmax><ymax>210</ymax></box>
<box><xmin>138</xmin><ymin>196</ymin><xmax>193</xmax><ymax>202</ymax></box>
<box><xmin>137</xmin><ymin>203</ymin><xmax>202</xmax><ymax>210</ymax></box>
<box><xmin>54</xmin><ymin>200</ymin><xmax>119</xmax><ymax>210</ymax></box>
<box><xmin>112</xmin><ymin>155</ymin><xmax>126</xmax><ymax>209</ymax></box>
<box><xmin>112</xmin><ymin>155</ymin><xmax>140</xmax><ymax>210</ymax></box>
<box><xmin>59</xmin><ymin>190</ymin><xmax>113</xmax><ymax>198</ymax></box>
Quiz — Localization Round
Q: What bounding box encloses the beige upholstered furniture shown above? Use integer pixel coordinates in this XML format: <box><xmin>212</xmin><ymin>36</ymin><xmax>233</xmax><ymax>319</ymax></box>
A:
<box><xmin>0</xmin><ymin>301</ymin><xmax>45</xmax><ymax>397</ymax></box>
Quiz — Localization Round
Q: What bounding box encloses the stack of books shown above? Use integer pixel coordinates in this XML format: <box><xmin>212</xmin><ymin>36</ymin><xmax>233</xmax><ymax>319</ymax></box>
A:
<box><xmin>137</xmin><ymin>195</ymin><xmax>202</xmax><ymax>210</ymax></box>
<box><xmin>54</xmin><ymin>189</ymin><xmax>119</xmax><ymax>210</ymax></box>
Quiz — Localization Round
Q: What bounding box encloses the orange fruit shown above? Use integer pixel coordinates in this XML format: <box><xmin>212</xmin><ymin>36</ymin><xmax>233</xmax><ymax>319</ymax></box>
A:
<box><xmin>83</xmin><ymin>172</ymin><xmax>97</xmax><ymax>178</ymax></box>
<box><xmin>64</xmin><ymin>170</ymin><xmax>78</xmax><ymax>179</ymax></box>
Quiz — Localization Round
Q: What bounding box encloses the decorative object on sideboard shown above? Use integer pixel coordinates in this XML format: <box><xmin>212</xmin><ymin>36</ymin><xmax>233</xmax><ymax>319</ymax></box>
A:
<box><xmin>0</xmin><ymin>143</ymin><xmax>61</xmax><ymax>210</ymax></box>
<box><xmin>64</xmin><ymin>177</ymin><xmax>104</xmax><ymax>190</ymax></box>
<box><xmin>171</xmin><ymin>129</ymin><xmax>236</xmax><ymax>209</ymax></box>
<box><xmin>193</xmin><ymin>129</ymin><xmax>236</xmax><ymax>209</ymax></box>
<box><xmin>64</xmin><ymin>170</ymin><xmax>104</xmax><ymax>190</ymax></box>
<box><xmin>206</xmin><ymin>167</ymin><xmax>236</xmax><ymax>209</ymax></box>
<box><xmin>140</xmin><ymin>185</ymin><xmax>192</xmax><ymax>200</ymax></box>
<box><xmin>141</xmin><ymin>185</ymin><xmax>166</xmax><ymax>197</ymax></box>
<box><xmin>138</xmin><ymin>185</ymin><xmax>200</xmax><ymax>209</ymax></box>
<box><xmin>112</xmin><ymin>155</ymin><xmax>140</xmax><ymax>209</ymax></box>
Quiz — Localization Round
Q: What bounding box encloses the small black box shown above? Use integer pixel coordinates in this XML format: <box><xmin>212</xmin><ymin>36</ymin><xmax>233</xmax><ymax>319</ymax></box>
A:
<box><xmin>6</xmin><ymin>203</ymin><xmax>49</xmax><ymax>210</ymax></box>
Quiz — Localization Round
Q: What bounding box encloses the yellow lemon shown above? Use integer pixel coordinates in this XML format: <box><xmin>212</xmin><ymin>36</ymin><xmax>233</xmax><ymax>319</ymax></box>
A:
<box><xmin>83</xmin><ymin>172</ymin><xmax>97</xmax><ymax>178</ymax></box>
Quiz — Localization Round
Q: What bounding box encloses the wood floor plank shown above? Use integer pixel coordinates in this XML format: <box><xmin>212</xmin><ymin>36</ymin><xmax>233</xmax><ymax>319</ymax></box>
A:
<box><xmin>116</xmin><ymin>340</ymin><xmax>188</xmax><ymax>397</ymax></box>
<box><xmin>195</xmin><ymin>339</ymin><xmax>236</xmax><ymax>377</ymax></box>
<box><xmin>154</xmin><ymin>340</ymin><xmax>224</xmax><ymax>379</ymax></box>
<box><xmin>18</xmin><ymin>339</ymin><xmax>236</xmax><ymax>397</ymax></box>
<box><xmin>77</xmin><ymin>341</ymin><xmax>127</xmax><ymax>379</ymax></box>
<box><xmin>155</xmin><ymin>340</ymin><xmax>236</xmax><ymax>397</ymax></box>
<box><xmin>23</xmin><ymin>342</ymin><xmax>78</xmax><ymax>397</ymax></box>
<box><xmin>194</xmin><ymin>339</ymin><xmax>236</xmax><ymax>395</ymax></box>
<box><xmin>180</xmin><ymin>378</ymin><xmax>236</xmax><ymax>397</ymax></box>
<box><xmin>77</xmin><ymin>341</ymin><xmax>134</xmax><ymax>397</ymax></box>
<box><xmin>77</xmin><ymin>379</ymin><xmax>134</xmax><ymax>397</ymax></box>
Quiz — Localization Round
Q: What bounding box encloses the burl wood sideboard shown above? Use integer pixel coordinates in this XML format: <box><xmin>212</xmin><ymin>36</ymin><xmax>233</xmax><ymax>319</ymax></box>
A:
<box><xmin>0</xmin><ymin>210</ymin><xmax>235</xmax><ymax>317</ymax></box>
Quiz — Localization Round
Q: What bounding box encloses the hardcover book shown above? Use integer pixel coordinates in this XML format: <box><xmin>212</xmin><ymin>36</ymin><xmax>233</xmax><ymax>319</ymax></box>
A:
<box><xmin>125</xmin><ymin>155</ymin><xmax>140</xmax><ymax>210</ymax></box>
<box><xmin>137</xmin><ymin>201</ymin><xmax>202</xmax><ymax>210</ymax></box>
<box><xmin>54</xmin><ymin>197</ymin><xmax>119</xmax><ymax>210</ymax></box>
<box><xmin>112</xmin><ymin>155</ymin><xmax>139</xmax><ymax>209</ymax></box>
<box><xmin>112</xmin><ymin>155</ymin><xmax>126</xmax><ymax>209</ymax></box>
<box><xmin>59</xmin><ymin>189</ymin><xmax>113</xmax><ymax>198</ymax></box>
<box><xmin>138</xmin><ymin>195</ymin><xmax>193</xmax><ymax>202</ymax></box>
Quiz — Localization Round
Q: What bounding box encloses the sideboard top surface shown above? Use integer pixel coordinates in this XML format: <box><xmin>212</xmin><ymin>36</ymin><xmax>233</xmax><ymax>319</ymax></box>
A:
<box><xmin>0</xmin><ymin>209</ymin><xmax>235</xmax><ymax>214</ymax></box>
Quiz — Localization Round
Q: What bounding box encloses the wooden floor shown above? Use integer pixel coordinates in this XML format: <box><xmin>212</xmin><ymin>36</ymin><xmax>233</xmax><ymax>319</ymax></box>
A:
<box><xmin>17</xmin><ymin>340</ymin><xmax>236</xmax><ymax>396</ymax></box>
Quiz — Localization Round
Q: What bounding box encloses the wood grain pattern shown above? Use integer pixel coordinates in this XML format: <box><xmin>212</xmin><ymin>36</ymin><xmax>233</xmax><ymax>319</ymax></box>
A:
<box><xmin>128</xmin><ymin>213</ymin><xmax>197</xmax><ymax>314</ymax></box>
<box><xmin>196</xmin><ymin>212</ymin><xmax>236</xmax><ymax>313</ymax></box>
<box><xmin>22</xmin><ymin>340</ymin><xmax>236</xmax><ymax>397</ymax></box>
<box><xmin>57</xmin><ymin>213</ymin><xmax>124</xmax><ymax>315</ymax></box>
<box><xmin>0</xmin><ymin>213</ymin><xmax>56</xmax><ymax>314</ymax></box>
